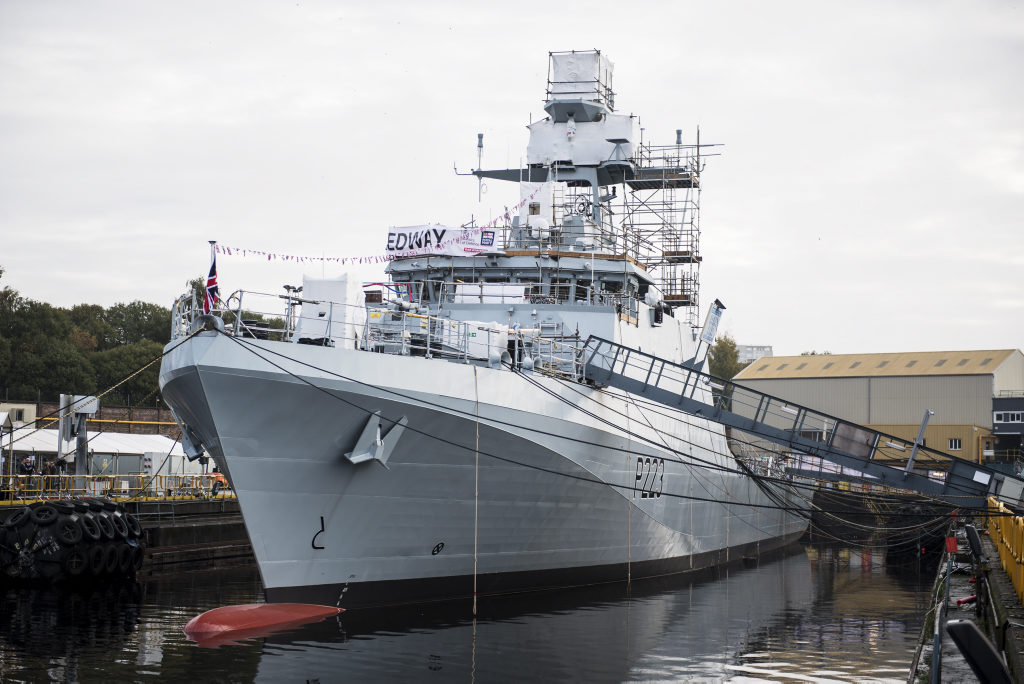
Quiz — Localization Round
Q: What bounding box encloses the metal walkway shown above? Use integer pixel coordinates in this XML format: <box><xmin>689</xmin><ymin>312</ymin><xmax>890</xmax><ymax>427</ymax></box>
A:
<box><xmin>581</xmin><ymin>336</ymin><xmax>1024</xmax><ymax>510</ymax></box>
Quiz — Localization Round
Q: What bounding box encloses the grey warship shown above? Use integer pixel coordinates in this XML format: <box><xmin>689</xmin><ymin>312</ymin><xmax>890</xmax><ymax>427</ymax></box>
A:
<box><xmin>159</xmin><ymin>50</ymin><xmax>808</xmax><ymax>608</ymax></box>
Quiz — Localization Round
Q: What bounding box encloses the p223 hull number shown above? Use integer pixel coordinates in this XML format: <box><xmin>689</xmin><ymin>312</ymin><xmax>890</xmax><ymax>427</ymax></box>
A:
<box><xmin>634</xmin><ymin>457</ymin><xmax>665</xmax><ymax>499</ymax></box>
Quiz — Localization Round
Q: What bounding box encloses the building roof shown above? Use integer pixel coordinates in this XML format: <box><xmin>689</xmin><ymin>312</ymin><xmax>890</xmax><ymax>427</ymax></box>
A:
<box><xmin>734</xmin><ymin>349</ymin><xmax>1018</xmax><ymax>381</ymax></box>
<box><xmin>1</xmin><ymin>429</ymin><xmax>184</xmax><ymax>457</ymax></box>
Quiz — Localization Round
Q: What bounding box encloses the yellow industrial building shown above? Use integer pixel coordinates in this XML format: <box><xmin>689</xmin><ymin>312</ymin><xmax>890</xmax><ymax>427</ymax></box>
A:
<box><xmin>732</xmin><ymin>349</ymin><xmax>1024</xmax><ymax>469</ymax></box>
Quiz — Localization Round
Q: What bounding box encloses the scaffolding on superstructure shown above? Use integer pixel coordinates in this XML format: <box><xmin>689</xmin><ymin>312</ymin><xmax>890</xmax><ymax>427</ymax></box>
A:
<box><xmin>623</xmin><ymin>138</ymin><xmax>704</xmax><ymax>328</ymax></box>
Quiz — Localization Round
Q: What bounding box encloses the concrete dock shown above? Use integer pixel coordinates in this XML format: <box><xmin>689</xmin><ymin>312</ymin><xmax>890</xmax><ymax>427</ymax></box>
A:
<box><xmin>909</xmin><ymin>525</ymin><xmax>1024</xmax><ymax>682</ymax></box>
<box><xmin>128</xmin><ymin>499</ymin><xmax>255</xmax><ymax>576</ymax></box>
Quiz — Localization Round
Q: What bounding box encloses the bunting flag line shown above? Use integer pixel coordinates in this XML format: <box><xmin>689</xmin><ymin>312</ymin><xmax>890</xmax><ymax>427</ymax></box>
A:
<box><xmin>213</xmin><ymin>183</ymin><xmax>549</xmax><ymax>266</ymax></box>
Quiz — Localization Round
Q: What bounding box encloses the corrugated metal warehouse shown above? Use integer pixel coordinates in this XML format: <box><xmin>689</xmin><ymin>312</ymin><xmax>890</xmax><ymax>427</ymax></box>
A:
<box><xmin>732</xmin><ymin>348</ymin><xmax>1024</xmax><ymax>467</ymax></box>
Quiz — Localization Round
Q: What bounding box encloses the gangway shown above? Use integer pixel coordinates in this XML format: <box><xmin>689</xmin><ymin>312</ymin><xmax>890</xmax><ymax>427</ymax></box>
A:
<box><xmin>581</xmin><ymin>336</ymin><xmax>1024</xmax><ymax>511</ymax></box>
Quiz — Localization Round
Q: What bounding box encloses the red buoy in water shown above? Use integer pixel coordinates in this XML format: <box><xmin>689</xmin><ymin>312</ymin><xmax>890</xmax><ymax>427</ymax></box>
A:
<box><xmin>184</xmin><ymin>603</ymin><xmax>342</xmax><ymax>647</ymax></box>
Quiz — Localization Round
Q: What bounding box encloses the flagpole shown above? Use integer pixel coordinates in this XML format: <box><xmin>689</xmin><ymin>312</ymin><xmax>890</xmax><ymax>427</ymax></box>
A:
<box><xmin>205</xmin><ymin>240</ymin><xmax>219</xmax><ymax>315</ymax></box>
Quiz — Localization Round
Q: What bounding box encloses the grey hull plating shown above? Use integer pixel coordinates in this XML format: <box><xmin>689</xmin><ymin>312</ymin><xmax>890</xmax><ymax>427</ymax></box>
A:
<box><xmin>160</xmin><ymin>332</ymin><xmax>807</xmax><ymax>609</ymax></box>
<box><xmin>265</xmin><ymin>529</ymin><xmax>807</xmax><ymax>609</ymax></box>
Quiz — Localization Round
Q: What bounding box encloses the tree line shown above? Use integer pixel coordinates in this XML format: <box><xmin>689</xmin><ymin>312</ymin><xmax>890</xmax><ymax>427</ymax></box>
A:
<box><xmin>0</xmin><ymin>268</ymin><xmax>171</xmax><ymax>407</ymax></box>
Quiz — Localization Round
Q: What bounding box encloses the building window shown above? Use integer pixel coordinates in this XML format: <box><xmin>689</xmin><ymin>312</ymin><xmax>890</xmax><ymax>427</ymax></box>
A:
<box><xmin>877</xmin><ymin>360</ymin><xmax>888</xmax><ymax>368</ymax></box>
<box><xmin>995</xmin><ymin>412</ymin><xmax>1024</xmax><ymax>423</ymax></box>
<box><xmin>906</xmin><ymin>360</ymin><xmax>917</xmax><ymax>367</ymax></box>
<box><xmin>797</xmin><ymin>362</ymin><xmax>807</xmax><ymax>370</ymax></box>
<box><xmin>935</xmin><ymin>359</ymin><xmax>946</xmax><ymax>367</ymax></box>
<box><xmin>850</xmin><ymin>361</ymin><xmax>861</xmax><ymax>369</ymax></box>
<box><xmin>758</xmin><ymin>364</ymin><xmax>769</xmax><ymax>371</ymax></box>
<box><xmin>949</xmin><ymin>438</ymin><xmax>962</xmax><ymax>451</ymax></box>
<box><xmin>981</xmin><ymin>358</ymin><xmax>992</xmax><ymax>366</ymax></box>
<box><xmin>957</xmin><ymin>359</ymin><xmax>968</xmax><ymax>366</ymax></box>
<box><xmin>823</xmin><ymin>362</ymin><xmax>834</xmax><ymax>369</ymax></box>
<box><xmin>777</xmin><ymin>363</ymin><xmax>788</xmax><ymax>370</ymax></box>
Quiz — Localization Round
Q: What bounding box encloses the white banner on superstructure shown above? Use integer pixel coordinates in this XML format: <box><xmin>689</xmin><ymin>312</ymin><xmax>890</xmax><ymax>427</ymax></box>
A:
<box><xmin>385</xmin><ymin>225</ymin><xmax>498</xmax><ymax>257</ymax></box>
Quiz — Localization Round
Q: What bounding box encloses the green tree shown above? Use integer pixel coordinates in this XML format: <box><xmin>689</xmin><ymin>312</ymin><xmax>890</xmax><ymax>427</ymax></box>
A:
<box><xmin>708</xmin><ymin>333</ymin><xmax>749</xmax><ymax>380</ymax></box>
<box><xmin>91</xmin><ymin>340</ymin><xmax>164</xmax><ymax>404</ymax></box>
<box><xmin>6</xmin><ymin>333</ymin><xmax>96</xmax><ymax>400</ymax></box>
<box><xmin>104</xmin><ymin>301</ymin><xmax>171</xmax><ymax>347</ymax></box>
<box><xmin>69</xmin><ymin>304</ymin><xmax>114</xmax><ymax>351</ymax></box>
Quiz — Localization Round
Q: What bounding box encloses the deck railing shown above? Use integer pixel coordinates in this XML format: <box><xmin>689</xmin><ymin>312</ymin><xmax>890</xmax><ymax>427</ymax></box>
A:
<box><xmin>988</xmin><ymin>496</ymin><xmax>1024</xmax><ymax>604</ymax></box>
<box><xmin>0</xmin><ymin>473</ymin><xmax>233</xmax><ymax>505</ymax></box>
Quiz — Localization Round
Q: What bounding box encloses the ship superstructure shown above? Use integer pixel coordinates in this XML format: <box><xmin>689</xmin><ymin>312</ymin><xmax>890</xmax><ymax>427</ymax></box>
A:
<box><xmin>159</xmin><ymin>51</ymin><xmax>807</xmax><ymax>609</ymax></box>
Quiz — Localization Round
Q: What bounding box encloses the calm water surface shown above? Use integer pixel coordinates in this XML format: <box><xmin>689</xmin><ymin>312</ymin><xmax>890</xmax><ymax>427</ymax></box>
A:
<box><xmin>0</xmin><ymin>544</ymin><xmax>934</xmax><ymax>682</ymax></box>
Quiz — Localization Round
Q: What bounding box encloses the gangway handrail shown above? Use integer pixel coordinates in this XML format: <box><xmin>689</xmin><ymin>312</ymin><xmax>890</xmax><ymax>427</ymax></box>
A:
<box><xmin>581</xmin><ymin>335</ymin><xmax>1024</xmax><ymax>510</ymax></box>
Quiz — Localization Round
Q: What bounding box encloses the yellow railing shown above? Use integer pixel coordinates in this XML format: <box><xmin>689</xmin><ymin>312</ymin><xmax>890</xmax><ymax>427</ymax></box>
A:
<box><xmin>0</xmin><ymin>473</ymin><xmax>234</xmax><ymax>505</ymax></box>
<box><xmin>989</xmin><ymin>496</ymin><xmax>1024</xmax><ymax>604</ymax></box>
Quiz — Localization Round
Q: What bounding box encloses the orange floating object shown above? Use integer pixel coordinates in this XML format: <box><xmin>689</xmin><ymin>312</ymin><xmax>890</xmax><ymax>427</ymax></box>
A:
<box><xmin>184</xmin><ymin>603</ymin><xmax>343</xmax><ymax>647</ymax></box>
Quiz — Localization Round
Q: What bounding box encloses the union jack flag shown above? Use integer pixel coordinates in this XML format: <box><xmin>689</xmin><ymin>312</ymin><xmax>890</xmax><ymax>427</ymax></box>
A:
<box><xmin>203</xmin><ymin>255</ymin><xmax>220</xmax><ymax>314</ymax></box>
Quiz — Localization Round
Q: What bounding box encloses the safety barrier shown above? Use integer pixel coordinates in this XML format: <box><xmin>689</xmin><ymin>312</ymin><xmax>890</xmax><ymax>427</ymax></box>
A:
<box><xmin>988</xmin><ymin>496</ymin><xmax>1024</xmax><ymax>604</ymax></box>
<box><xmin>0</xmin><ymin>473</ymin><xmax>234</xmax><ymax>505</ymax></box>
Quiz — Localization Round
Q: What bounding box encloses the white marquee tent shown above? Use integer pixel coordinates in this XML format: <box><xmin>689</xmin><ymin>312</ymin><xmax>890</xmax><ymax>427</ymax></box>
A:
<box><xmin>1</xmin><ymin>428</ymin><xmax>206</xmax><ymax>476</ymax></box>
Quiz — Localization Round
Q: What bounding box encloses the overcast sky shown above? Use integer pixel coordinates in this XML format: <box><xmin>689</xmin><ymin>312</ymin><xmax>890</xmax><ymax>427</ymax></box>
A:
<box><xmin>1</xmin><ymin>1</ymin><xmax>1021</xmax><ymax>356</ymax></box>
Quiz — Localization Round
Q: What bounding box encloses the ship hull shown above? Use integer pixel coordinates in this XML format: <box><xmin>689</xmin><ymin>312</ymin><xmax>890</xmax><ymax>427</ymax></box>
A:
<box><xmin>160</xmin><ymin>332</ymin><xmax>808</xmax><ymax>609</ymax></box>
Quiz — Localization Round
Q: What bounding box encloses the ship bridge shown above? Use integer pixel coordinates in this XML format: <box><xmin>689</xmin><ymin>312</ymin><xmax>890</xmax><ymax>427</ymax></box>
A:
<box><xmin>581</xmin><ymin>336</ymin><xmax>1024</xmax><ymax>511</ymax></box>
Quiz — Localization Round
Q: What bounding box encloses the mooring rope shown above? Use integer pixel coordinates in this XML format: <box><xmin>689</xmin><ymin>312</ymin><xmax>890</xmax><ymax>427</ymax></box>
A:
<box><xmin>473</xmin><ymin>365</ymin><xmax>480</xmax><ymax>618</ymax></box>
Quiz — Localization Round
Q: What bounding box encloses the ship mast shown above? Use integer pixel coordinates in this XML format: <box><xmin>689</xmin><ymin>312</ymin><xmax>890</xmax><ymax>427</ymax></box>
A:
<box><xmin>470</xmin><ymin>49</ymin><xmax>715</xmax><ymax>329</ymax></box>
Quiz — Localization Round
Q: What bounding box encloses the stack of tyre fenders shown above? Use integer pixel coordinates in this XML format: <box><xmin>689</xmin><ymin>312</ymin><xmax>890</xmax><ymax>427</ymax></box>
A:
<box><xmin>0</xmin><ymin>499</ymin><xmax>145</xmax><ymax>582</ymax></box>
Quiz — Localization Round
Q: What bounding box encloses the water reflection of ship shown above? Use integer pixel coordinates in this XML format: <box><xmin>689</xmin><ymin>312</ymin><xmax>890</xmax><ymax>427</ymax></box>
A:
<box><xmin>734</xmin><ymin>543</ymin><xmax>934</xmax><ymax>679</ymax></box>
<box><xmin>247</xmin><ymin>546</ymin><xmax>814</xmax><ymax>682</ymax></box>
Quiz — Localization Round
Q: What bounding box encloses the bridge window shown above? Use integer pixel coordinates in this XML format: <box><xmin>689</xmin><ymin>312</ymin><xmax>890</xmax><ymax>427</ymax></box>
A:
<box><xmin>949</xmin><ymin>438</ymin><xmax>962</xmax><ymax>451</ymax></box>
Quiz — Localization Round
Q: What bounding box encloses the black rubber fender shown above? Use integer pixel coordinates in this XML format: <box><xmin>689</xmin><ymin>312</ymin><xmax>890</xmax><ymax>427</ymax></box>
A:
<box><xmin>116</xmin><ymin>545</ymin><xmax>133</xmax><ymax>574</ymax></box>
<box><xmin>94</xmin><ymin>513</ymin><xmax>116</xmax><ymax>541</ymax></box>
<box><xmin>130</xmin><ymin>544</ymin><xmax>145</xmax><ymax>573</ymax></box>
<box><xmin>55</xmin><ymin>515</ymin><xmax>84</xmax><ymax>546</ymax></box>
<box><xmin>5</xmin><ymin>507</ymin><xmax>31</xmax><ymax>530</ymax></box>
<box><xmin>30</xmin><ymin>504</ymin><xmax>59</xmax><ymax>527</ymax></box>
<box><xmin>87</xmin><ymin>545</ymin><xmax>105</xmax><ymax>576</ymax></box>
<box><xmin>123</xmin><ymin>513</ymin><xmax>142</xmax><ymax>539</ymax></box>
<box><xmin>109</xmin><ymin>513</ymin><xmax>129</xmax><ymax>540</ymax></box>
<box><xmin>102</xmin><ymin>544</ymin><xmax>119</xmax><ymax>575</ymax></box>
<box><xmin>64</xmin><ymin>548</ymin><xmax>88</xmax><ymax>577</ymax></box>
<box><xmin>79</xmin><ymin>514</ymin><xmax>102</xmax><ymax>542</ymax></box>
